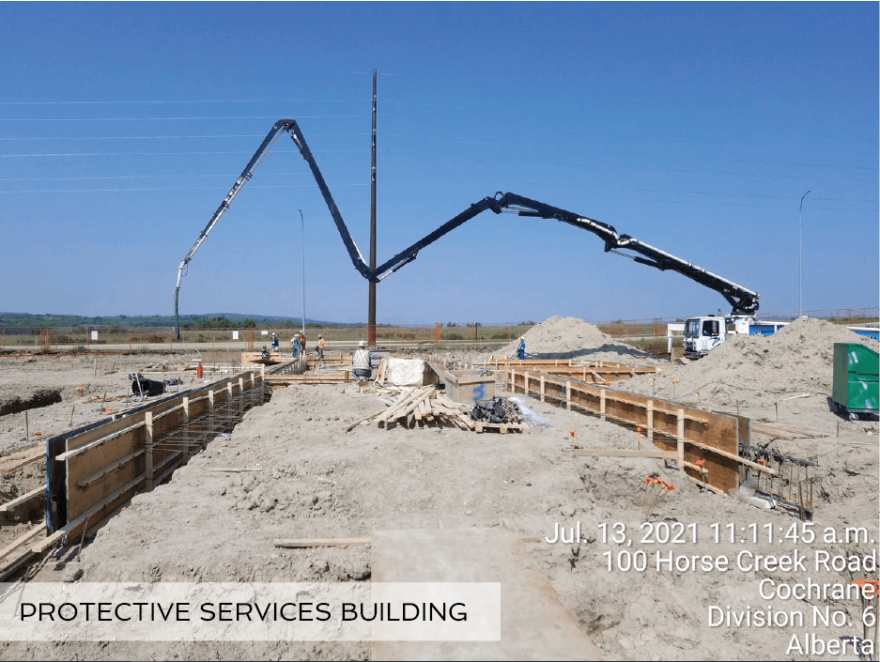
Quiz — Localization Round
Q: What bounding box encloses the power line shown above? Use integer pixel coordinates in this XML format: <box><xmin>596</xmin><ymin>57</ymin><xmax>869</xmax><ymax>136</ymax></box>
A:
<box><xmin>1</xmin><ymin>167</ymin><xmax>875</xmax><ymax>207</ymax></box>
<box><xmin>0</xmin><ymin>99</ymin><xmax>359</xmax><ymax>105</ymax></box>
<box><xmin>0</xmin><ymin>133</ymin><xmax>370</xmax><ymax>141</ymax></box>
<box><xmin>0</xmin><ymin>183</ymin><xmax>376</xmax><ymax>194</ymax></box>
<box><xmin>0</xmin><ymin>182</ymin><xmax>874</xmax><ymax>213</ymax></box>
<box><xmin>0</xmin><ymin>115</ymin><xmax>366</xmax><ymax>122</ymax></box>
<box><xmin>3</xmin><ymin>130</ymin><xmax>869</xmax><ymax>171</ymax></box>
<box><xmin>393</xmin><ymin>153</ymin><xmax>878</xmax><ymax>183</ymax></box>
<box><xmin>0</xmin><ymin>170</ymin><xmax>364</xmax><ymax>182</ymax></box>
<box><xmin>382</xmin><ymin>120</ymin><xmax>877</xmax><ymax>157</ymax></box>
<box><xmin>385</xmin><ymin>133</ymin><xmax>876</xmax><ymax>171</ymax></box>
<box><xmin>0</xmin><ymin>148</ymin><xmax>373</xmax><ymax>158</ymax></box>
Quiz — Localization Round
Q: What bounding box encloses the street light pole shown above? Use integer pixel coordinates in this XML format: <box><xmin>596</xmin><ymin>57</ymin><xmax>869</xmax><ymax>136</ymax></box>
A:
<box><xmin>799</xmin><ymin>190</ymin><xmax>811</xmax><ymax>318</ymax></box>
<box><xmin>299</xmin><ymin>209</ymin><xmax>306</xmax><ymax>334</ymax></box>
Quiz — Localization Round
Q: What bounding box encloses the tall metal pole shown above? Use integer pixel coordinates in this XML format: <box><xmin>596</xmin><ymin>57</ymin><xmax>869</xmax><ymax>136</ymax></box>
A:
<box><xmin>368</xmin><ymin>69</ymin><xmax>378</xmax><ymax>347</ymax></box>
<box><xmin>799</xmin><ymin>190</ymin><xmax>811</xmax><ymax>318</ymax></box>
<box><xmin>299</xmin><ymin>209</ymin><xmax>306</xmax><ymax>334</ymax></box>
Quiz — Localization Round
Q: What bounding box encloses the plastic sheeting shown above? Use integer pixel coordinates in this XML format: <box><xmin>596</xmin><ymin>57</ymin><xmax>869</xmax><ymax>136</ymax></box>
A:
<box><xmin>385</xmin><ymin>359</ymin><xmax>428</xmax><ymax>386</ymax></box>
<box><xmin>508</xmin><ymin>396</ymin><xmax>551</xmax><ymax>428</ymax></box>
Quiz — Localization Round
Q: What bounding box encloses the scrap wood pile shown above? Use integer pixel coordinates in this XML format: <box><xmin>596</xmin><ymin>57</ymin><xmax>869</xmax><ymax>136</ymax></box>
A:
<box><xmin>347</xmin><ymin>386</ymin><xmax>529</xmax><ymax>434</ymax></box>
<box><xmin>85</xmin><ymin>394</ymin><xmax>128</xmax><ymax>403</ymax></box>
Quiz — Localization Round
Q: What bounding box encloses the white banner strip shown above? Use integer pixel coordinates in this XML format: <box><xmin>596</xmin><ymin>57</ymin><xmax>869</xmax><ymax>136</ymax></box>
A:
<box><xmin>0</xmin><ymin>582</ymin><xmax>500</xmax><ymax>642</ymax></box>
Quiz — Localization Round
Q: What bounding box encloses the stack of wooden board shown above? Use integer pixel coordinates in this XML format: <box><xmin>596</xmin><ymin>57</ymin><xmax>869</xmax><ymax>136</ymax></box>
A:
<box><xmin>347</xmin><ymin>386</ymin><xmax>529</xmax><ymax>433</ymax></box>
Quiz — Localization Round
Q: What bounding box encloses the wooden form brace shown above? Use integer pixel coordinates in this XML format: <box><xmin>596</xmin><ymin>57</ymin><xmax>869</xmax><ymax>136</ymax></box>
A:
<box><xmin>509</xmin><ymin>369</ymin><xmax>746</xmax><ymax>493</ymax></box>
<box><xmin>52</xmin><ymin>370</ymin><xmax>265</xmax><ymax>544</ymax></box>
<box><xmin>265</xmin><ymin>372</ymin><xmax>353</xmax><ymax>385</ymax></box>
<box><xmin>485</xmin><ymin>358</ymin><xmax>658</xmax><ymax>385</ymax></box>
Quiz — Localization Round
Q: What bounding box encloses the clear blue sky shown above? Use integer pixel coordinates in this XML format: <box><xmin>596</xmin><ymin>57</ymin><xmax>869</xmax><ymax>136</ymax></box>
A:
<box><xmin>0</xmin><ymin>2</ymin><xmax>876</xmax><ymax>324</ymax></box>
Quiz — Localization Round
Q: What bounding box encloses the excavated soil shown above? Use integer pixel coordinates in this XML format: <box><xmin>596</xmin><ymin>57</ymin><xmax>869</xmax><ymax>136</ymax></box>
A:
<box><xmin>621</xmin><ymin>317</ymin><xmax>877</xmax><ymax>428</ymax></box>
<box><xmin>0</xmin><ymin>388</ymin><xmax>62</xmax><ymax>418</ymax></box>
<box><xmin>498</xmin><ymin>315</ymin><xmax>657</xmax><ymax>364</ymax></box>
<box><xmin>1</xmin><ymin>318</ymin><xmax>878</xmax><ymax>661</ymax></box>
<box><xmin>0</xmin><ymin>353</ymin><xmax>207</xmax><ymax>457</ymax></box>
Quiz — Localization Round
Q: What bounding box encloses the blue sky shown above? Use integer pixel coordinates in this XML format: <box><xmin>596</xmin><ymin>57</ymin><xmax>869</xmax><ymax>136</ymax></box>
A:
<box><xmin>0</xmin><ymin>2</ymin><xmax>876</xmax><ymax>324</ymax></box>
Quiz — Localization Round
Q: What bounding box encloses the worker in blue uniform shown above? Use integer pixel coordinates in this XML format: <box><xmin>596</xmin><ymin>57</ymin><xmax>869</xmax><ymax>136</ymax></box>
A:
<box><xmin>517</xmin><ymin>337</ymin><xmax>526</xmax><ymax>360</ymax></box>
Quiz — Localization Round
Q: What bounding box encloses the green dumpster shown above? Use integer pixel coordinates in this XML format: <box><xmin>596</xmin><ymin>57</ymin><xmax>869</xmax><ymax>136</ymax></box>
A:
<box><xmin>832</xmin><ymin>343</ymin><xmax>879</xmax><ymax>419</ymax></box>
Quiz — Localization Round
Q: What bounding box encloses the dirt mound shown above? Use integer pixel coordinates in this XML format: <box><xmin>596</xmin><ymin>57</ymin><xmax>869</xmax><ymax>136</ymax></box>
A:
<box><xmin>624</xmin><ymin>317</ymin><xmax>877</xmax><ymax>415</ymax></box>
<box><xmin>498</xmin><ymin>316</ymin><xmax>654</xmax><ymax>362</ymax></box>
<box><xmin>697</xmin><ymin>317</ymin><xmax>874</xmax><ymax>392</ymax></box>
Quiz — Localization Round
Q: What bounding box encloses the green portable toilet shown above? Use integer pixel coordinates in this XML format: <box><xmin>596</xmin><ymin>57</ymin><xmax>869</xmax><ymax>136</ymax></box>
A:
<box><xmin>832</xmin><ymin>343</ymin><xmax>879</xmax><ymax>420</ymax></box>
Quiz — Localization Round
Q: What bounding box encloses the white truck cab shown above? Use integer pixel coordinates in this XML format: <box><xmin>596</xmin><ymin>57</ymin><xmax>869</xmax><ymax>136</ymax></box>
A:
<box><xmin>682</xmin><ymin>315</ymin><xmax>786</xmax><ymax>358</ymax></box>
<box><xmin>683</xmin><ymin>316</ymin><xmax>727</xmax><ymax>358</ymax></box>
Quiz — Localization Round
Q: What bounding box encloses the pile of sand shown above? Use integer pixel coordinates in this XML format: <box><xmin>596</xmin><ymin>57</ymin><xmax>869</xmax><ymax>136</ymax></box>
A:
<box><xmin>623</xmin><ymin>317</ymin><xmax>877</xmax><ymax>414</ymax></box>
<box><xmin>692</xmin><ymin>317</ymin><xmax>874</xmax><ymax>392</ymax></box>
<box><xmin>498</xmin><ymin>316</ymin><xmax>654</xmax><ymax>362</ymax></box>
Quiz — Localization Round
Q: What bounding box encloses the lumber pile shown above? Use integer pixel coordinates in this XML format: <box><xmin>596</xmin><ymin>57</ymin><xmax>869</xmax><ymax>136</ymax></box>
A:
<box><xmin>85</xmin><ymin>394</ymin><xmax>128</xmax><ymax>403</ymax></box>
<box><xmin>347</xmin><ymin>386</ymin><xmax>530</xmax><ymax>433</ymax></box>
<box><xmin>347</xmin><ymin>386</ymin><xmax>477</xmax><ymax>431</ymax></box>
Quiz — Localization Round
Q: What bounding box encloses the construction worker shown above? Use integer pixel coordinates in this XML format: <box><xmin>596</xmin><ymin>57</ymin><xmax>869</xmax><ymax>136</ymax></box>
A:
<box><xmin>317</xmin><ymin>334</ymin><xmax>325</xmax><ymax>359</ymax></box>
<box><xmin>352</xmin><ymin>340</ymin><xmax>372</xmax><ymax>380</ymax></box>
<box><xmin>271</xmin><ymin>333</ymin><xmax>279</xmax><ymax>353</ymax></box>
<box><xmin>292</xmin><ymin>334</ymin><xmax>301</xmax><ymax>358</ymax></box>
<box><xmin>517</xmin><ymin>336</ymin><xmax>526</xmax><ymax>360</ymax></box>
<box><xmin>300</xmin><ymin>331</ymin><xmax>307</xmax><ymax>355</ymax></box>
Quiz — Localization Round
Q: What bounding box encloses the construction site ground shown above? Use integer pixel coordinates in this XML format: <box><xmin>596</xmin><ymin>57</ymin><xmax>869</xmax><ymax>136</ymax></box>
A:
<box><xmin>1</xmin><ymin>316</ymin><xmax>878</xmax><ymax>661</ymax></box>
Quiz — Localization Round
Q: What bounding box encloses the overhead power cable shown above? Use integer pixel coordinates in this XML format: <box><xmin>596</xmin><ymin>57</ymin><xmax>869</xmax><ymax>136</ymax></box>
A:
<box><xmin>0</xmin><ymin>115</ymin><xmax>365</xmax><ymax>122</ymax></box>
<box><xmin>0</xmin><ymin>133</ymin><xmax>370</xmax><ymax>141</ymax></box>
<box><xmin>389</xmin><ymin>153</ymin><xmax>878</xmax><ymax>183</ymax></box>
<box><xmin>0</xmin><ymin>148</ymin><xmax>372</xmax><ymax>158</ymax></box>
<box><xmin>0</xmin><ymin>99</ymin><xmax>359</xmax><ymax>105</ymax></box>
<box><xmin>0</xmin><ymin>183</ymin><xmax>375</xmax><ymax>194</ymax></box>
<box><xmin>0</xmin><ymin>170</ymin><xmax>363</xmax><ymax>182</ymax></box>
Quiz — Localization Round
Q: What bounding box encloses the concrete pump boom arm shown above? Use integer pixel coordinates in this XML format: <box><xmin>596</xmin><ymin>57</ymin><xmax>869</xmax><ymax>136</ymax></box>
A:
<box><xmin>174</xmin><ymin>119</ymin><xmax>759</xmax><ymax>337</ymax></box>
<box><xmin>173</xmin><ymin>119</ymin><xmax>372</xmax><ymax>337</ymax></box>
<box><xmin>371</xmin><ymin>191</ymin><xmax>759</xmax><ymax>316</ymax></box>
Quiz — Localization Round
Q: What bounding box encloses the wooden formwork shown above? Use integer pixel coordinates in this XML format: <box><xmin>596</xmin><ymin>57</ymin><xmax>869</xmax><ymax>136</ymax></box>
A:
<box><xmin>37</xmin><ymin>370</ymin><xmax>266</xmax><ymax>554</ymax></box>
<box><xmin>484</xmin><ymin>358</ymin><xmax>659</xmax><ymax>385</ymax></box>
<box><xmin>265</xmin><ymin>372</ymin><xmax>353</xmax><ymax>386</ymax></box>
<box><xmin>508</xmin><ymin>368</ymin><xmax>751</xmax><ymax>494</ymax></box>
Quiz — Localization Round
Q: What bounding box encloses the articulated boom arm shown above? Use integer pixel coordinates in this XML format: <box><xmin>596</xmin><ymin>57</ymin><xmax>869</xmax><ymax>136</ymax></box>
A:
<box><xmin>174</xmin><ymin>119</ymin><xmax>759</xmax><ymax>337</ymax></box>
<box><xmin>368</xmin><ymin>191</ymin><xmax>759</xmax><ymax>317</ymax></box>
<box><xmin>173</xmin><ymin>119</ymin><xmax>372</xmax><ymax>337</ymax></box>
<box><xmin>491</xmin><ymin>193</ymin><xmax>760</xmax><ymax>317</ymax></box>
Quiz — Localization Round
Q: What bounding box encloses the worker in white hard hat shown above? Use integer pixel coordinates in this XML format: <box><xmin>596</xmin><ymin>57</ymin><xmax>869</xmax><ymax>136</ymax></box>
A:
<box><xmin>352</xmin><ymin>340</ymin><xmax>372</xmax><ymax>381</ymax></box>
<box><xmin>517</xmin><ymin>336</ymin><xmax>527</xmax><ymax>360</ymax></box>
<box><xmin>317</xmin><ymin>334</ymin><xmax>326</xmax><ymax>359</ymax></box>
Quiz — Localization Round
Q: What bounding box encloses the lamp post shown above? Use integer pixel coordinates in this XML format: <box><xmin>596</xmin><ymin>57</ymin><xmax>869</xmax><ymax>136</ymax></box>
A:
<box><xmin>299</xmin><ymin>209</ymin><xmax>306</xmax><ymax>334</ymax></box>
<box><xmin>798</xmin><ymin>190</ymin><xmax>811</xmax><ymax>318</ymax></box>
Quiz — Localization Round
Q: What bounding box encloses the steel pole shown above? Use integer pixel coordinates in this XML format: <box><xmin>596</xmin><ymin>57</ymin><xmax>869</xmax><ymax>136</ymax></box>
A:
<box><xmin>799</xmin><ymin>190</ymin><xmax>811</xmax><ymax>318</ymax></box>
<box><xmin>368</xmin><ymin>69</ymin><xmax>378</xmax><ymax>347</ymax></box>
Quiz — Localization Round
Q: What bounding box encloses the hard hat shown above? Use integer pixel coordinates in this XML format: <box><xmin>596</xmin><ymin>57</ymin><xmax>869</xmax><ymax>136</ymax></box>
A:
<box><xmin>319</xmin><ymin>335</ymin><xmax>323</xmax><ymax>339</ymax></box>
<box><xmin>520</xmin><ymin>336</ymin><xmax>525</xmax><ymax>341</ymax></box>
<box><xmin>359</xmin><ymin>340</ymin><xmax>367</xmax><ymax>348</ymax></box>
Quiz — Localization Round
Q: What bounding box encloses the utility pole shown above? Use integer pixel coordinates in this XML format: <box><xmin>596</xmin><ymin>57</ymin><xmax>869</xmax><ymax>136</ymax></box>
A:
<box><xmin>368</xmin><ymin>69</ymin><xmax>378</xmax><ymax>346</ymax></box>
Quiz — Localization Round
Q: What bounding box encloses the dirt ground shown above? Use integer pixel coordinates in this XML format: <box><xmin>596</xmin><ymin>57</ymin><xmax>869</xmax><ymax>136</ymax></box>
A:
<box><xmin>1</xmin><ymin>318</ymin><xmax>878</xmax><ymax>661</ymax></box>
<box><xmin>0</xmin><ymin>353</ymin><xmax>206</xmax><ymax>549</ymax></box>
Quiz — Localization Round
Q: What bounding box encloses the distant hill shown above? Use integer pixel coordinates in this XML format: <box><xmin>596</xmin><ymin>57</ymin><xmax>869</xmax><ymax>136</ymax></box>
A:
<box><xmin>0</xmin><ymin>312</ymin><xmax>345</xmax><ymax>329</ymax></box>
